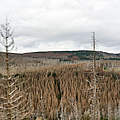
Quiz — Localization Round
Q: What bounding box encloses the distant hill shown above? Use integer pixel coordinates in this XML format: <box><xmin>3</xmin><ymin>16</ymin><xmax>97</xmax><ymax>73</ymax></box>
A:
<box><xmin>22</xmin><ymin>50</ymin><xmax>120</xmax><ymax>61</ymax></box>
<box><xmin>1</xmin><ymin>50</ymin><xmax>120</xmax><ymax>63</ymax></box>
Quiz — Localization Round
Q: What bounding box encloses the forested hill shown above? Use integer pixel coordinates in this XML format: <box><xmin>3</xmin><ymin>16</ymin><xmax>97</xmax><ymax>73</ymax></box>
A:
<box><xmin>0</xmin><ymin>50</ymin><xmax>120</xmax><ymax>61</ymax></box>
<box><xmin>22</xmin><ymin>50</ymin><xmax>120</xmax><ymax>60</ymax></box>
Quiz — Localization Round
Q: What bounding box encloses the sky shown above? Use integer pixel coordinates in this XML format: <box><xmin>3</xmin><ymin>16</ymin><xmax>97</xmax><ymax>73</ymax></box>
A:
<box><xmin>0</xmin><ymin>0</ymin><xmax>120</xmax><ymax>53</ymax></box>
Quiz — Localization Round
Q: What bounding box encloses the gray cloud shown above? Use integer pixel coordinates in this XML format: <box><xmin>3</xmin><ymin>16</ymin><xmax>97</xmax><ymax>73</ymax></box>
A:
<box><xmin>0</xmin><ymin>0</ymin><xmax>120</xmax><ymax>53</ymax></box>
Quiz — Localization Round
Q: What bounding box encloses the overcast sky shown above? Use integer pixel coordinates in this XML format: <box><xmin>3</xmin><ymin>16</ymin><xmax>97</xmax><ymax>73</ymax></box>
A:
<box><xmin>0</xmin><ymin>0</ymin><xmax>120</xmax><ymax>53</ymax></box>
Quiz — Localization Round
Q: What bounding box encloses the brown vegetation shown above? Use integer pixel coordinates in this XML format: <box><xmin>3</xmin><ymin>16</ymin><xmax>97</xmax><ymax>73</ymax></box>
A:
<box><xmin>11</xmin><ymin>64</ymin><xmax>120</xmax><ymax>119</ymax></box>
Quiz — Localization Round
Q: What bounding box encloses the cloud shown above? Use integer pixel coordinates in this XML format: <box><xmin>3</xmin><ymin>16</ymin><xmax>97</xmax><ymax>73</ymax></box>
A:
<box><xmin>0</xmin><ymin>0</ymin><xmax>120</xmax><ymax>53</ymax></box>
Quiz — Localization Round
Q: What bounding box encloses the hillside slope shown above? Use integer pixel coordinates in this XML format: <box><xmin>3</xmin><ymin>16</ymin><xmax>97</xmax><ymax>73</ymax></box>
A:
<box><xmin>11</xmin><ymin>50</ymin><xmax>120</xmax><ymax>60</ymax></box>
<box><xmin>0</xmin><ymin>50</ymin><xmax>120</xmax><ymax>65</ymax></box>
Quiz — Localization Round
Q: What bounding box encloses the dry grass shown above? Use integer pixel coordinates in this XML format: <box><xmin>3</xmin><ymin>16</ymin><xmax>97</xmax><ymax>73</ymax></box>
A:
<box><xmin>9</xmin><ymin>63</ymin><xmax>120</xmax><ymax>120</ymax></box>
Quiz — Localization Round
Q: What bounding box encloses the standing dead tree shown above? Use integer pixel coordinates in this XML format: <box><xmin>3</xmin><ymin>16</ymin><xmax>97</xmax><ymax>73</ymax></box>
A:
<box><xmin>0</xmin><ymin>18</ymin><xmax>14</xmax><ymax>77</ymax></box>
<box><xmin>0</xmin><ymin>19</ymin><xmax>33</xmax><ymax>120</ymax></box>
<box><xmin>0</xmin><ymin>18</ymin><xmax>15</xmax><ymax>120</ymax></box>
<box><xmin>87</xmin><ymin>32</ymin><xmax>100</xmax><ymax>120</ymax></box>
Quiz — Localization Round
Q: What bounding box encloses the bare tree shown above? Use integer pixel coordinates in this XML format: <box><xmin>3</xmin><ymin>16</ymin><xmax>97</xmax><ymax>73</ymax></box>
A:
<box><xmin>0</xmin><ymin>19</ymin><xmax>32</xmax><ymax>120</ymax></box>
<box><xmin>87</xmin><ymin>32</ymin><xmax>100</xmax><ymax>120</ymax></box>
<box><xmin>0</xmin><ymin>18</ymin><xmax>14</xmax><ymax>77</ymax></box>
